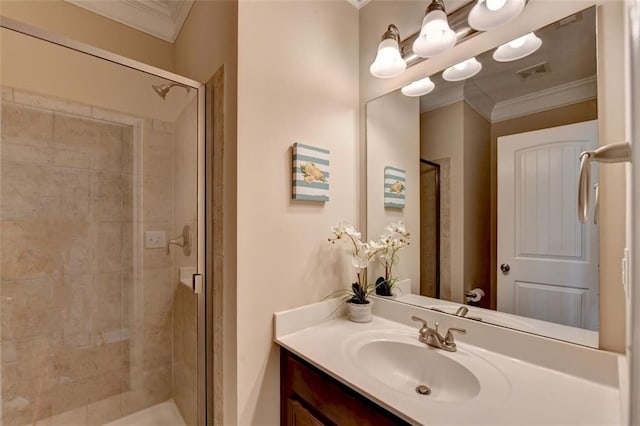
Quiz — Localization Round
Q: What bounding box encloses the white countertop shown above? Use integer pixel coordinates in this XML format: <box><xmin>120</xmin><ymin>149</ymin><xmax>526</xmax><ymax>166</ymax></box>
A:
<box><xmin>275</xmin><ymin>303</ymin><xmax>621</xmax><ymax>425</ymax></box>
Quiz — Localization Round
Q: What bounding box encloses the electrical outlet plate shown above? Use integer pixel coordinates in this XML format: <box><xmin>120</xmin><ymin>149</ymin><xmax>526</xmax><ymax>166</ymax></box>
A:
<box><xmin>144</xmin><ymin>231</ymin><xmax>166</xmax><ymax>249</ymax></box>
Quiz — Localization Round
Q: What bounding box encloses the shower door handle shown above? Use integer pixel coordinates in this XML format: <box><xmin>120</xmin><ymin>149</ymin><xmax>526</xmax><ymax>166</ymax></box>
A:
<box><xmin>192</xmin><ymin>273</ymin><xmax>203</xmax><ymax>294</ymax></box>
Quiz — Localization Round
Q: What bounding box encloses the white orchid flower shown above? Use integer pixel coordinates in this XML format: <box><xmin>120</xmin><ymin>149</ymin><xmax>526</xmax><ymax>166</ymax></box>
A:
<box><xmin>351</xmin><ymin>252</ymin><xmax>369</xmax><ymax>270</ymax></box>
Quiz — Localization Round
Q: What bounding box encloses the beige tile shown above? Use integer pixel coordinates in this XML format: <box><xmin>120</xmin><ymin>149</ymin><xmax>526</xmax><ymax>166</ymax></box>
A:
<box><xmin>93</xmin><ymin>133</ymin><xmax>124</xmax><ymax>173</ymax></box>
<box><xmin>52</xmin><ymin>274</ymin><xmax>95</xmax><ymax>341</ymax></box>
<box><xmin>142</xmin><ymin>268</ymin><xmax>173</xmax><ymax>328</ymax></box>
<box><xmin>1</xmin><ymin>103</ymin><xmax>53</xmax><ymax>147</ymax></box>
<box><xmin>1</xmin><ymin>142</ymin><xmax>54</xmax><ymax>165</ymax></box>
<box><xmin>1</xmin><ymin>277</ymin><xmax>59</xmax><ymax>341</ymax></box>
<box><xmin>97</xmin><ymin>223</ymin><xmax>122</xmax><ymax>273</ymax></box>
<box><xmin>0</xmin><ymin>161</ymin><xmax>59</xmax><ymax>220</ymax></box>
<box><xmin>51</xmin><ymin>405</ymin><xmax>88</xmax><ymax>426</ymax></box>
<box><xmin>53</xmin><ymin>341</ymin><xmax>125</xmax><ymax>384</ymax></box>
<box><xmin>56</xmin><ymin>167</ymin><xmax>92</xmax><ymax>220</ymax></box>
<box><xmin>14</xmin><ymin>90</ymin><xmax>92</xmax><ymax>117</ymax></box>
<box><xmin>2</xmin><ymin>335</ymin><xmax>58</xmax><ymax>364</ymax></box>
<box><xmin>121</xmin><ymin>365</ymin><xmax>171</xmax><ymax>416</ymax></box>
<box><xmin>121</xmin><ymin>126</ymin><xmax>135</xmax><ymax>175</ymax></box>
<box><xmin>1</xmin><ymin>85</ymin><xmax>14</xmax><ymax>102</ymax></box>
<box><xmin>152</xmin><ymin>119</ymin><xmax>173</xmax><ymax>133</ymax></box>
<box><xmin>91</xmin><ymin>106</ymin><xmax>139</xmax><ymax>126</ymax></box>
<box><xmin>87</xmin><ymin>394</ymin><xmax>122</xmax><ymax>425</ymax></box>
<box><xmin>93</xmin><ymin>171</ymin><xmax>125</xmax><ymax>222</ymax></box>
<box><xmin>142</xmin><ymin>128</ymin><xmax>172</xmax><ymax>177</ymax></box>
<box><xmin>94</xmin><ymin>272</ymin><xmax>122</xmax><ymax>334</ymax></box>
<box><xmin>173</xmin><ymin>363</ymin><xmax>197</xmax><ymax>426</ymax></box>
<box><xmin>121</xmin><ymin>174</ymin><xmax>137</xmax><ymax>223</ymax></box>
<box><xmin>53</xmin><ymin>114</ymin><xmax>118</xmax><ymax>149</ymax></box>
<box><xmin>53</xmin><ymin>147</ymin><xmax>92</xmax><ymax>170</ymax></box>
<box><xmin>1</xmin><ymin>220</ymin><xmax>95</xmax><ymax>280</ymax></box>
<box><xmin>2</xmin><ymin>392</ymin><xmax>53</xmax><ymax>426</ymax></box>
<box><xmin>120</xmin><ymin>223</ymin><xmax>135</xmax><ymax>270</ymax></box>
<box><xmin>2</xmin><ymin>355</ymin><xmax>54</xmax><ymax>425</ymax></box>
<box><xmin>129</xmin><ymin>326</ymin><xmax>171</xmax><ymax>370</ymax></box>
<box><xmin>142</xmin><ymin>174</ymin><xmax>172</xmax><ymax>223</ymax></box>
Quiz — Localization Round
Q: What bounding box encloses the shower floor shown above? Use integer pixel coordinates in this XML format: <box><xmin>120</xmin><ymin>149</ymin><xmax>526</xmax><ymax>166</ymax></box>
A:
<box><xmin>104</xmin><ymin>400</ymin><xmax>185</xmax><ymax>426</ymax></box>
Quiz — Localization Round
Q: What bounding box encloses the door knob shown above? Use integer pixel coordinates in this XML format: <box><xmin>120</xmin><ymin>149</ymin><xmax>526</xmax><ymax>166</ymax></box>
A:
<box><xmin>500</xmin><ymin>263</ymin><xmax>510</xmax><ymax>273</ymax></box>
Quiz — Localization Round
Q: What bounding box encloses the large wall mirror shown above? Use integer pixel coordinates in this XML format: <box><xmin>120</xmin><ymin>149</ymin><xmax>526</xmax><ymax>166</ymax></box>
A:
<box><xmin>366</xmin><ymin>6</ymin><xmax>599</xmax><ymax>347</ymax></box>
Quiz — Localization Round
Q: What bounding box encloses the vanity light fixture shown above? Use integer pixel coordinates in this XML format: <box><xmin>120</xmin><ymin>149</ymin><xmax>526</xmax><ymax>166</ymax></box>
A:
<box><xmin>401</xmin><ymin>77</ymin><xmax>435</xmax><ymax>97</ymax></box>
<box><xmin>369</xmin><ymin>24</ymin><xmax>407</xmax><ymax>79</ymax></box>
<box><xmin>412</xmin><ymin>0</ymin><xmax>457</xmax><ymax>58</ymax></box>
<box><xmin>492</xmin><ymin>32</ymin><xmax>542</xmax><ymax>62</ymax></box>
<box><xmin>468</xmin><ymin>0</ymin><xmax>526</xmax><ymax>31</ymax></box>
<box><xmin>442</xmin><ymin>57</ymin><xmax>482</xmax><ymax>81</ymax></box>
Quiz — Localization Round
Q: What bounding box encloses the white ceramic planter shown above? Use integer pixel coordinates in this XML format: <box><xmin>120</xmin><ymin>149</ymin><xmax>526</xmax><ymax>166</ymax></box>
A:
<box><xmin>347</xmin><ymin>300</ymin><xmax>373</xmax><ymax>323</ymax></box>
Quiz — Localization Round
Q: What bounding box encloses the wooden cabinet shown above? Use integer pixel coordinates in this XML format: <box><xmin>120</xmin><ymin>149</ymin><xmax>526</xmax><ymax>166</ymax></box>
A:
<box><xmin>280</xmin><ymin>348</ymin><xmax>410</xmax><ymax>426</ymax></box>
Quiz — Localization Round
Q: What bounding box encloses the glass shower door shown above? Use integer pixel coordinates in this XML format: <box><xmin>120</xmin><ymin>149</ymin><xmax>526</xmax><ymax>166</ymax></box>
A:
<box><xmin>0</xmin><ymin>22</ymin><xmax>204</xmax><ymax>426</ymax></box>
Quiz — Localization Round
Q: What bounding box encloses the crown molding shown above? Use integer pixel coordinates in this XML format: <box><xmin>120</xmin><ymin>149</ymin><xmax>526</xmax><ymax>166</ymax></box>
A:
<box><xmin>66</xmin><ymin>0</ymin><xmax>194</xmax><ymax>43</ymax></box>
<box><xmin>420</xmin><ymin>84</ymin><xmax>465</xmax><ymax>114</ymax></box>
<box><xmin>345</xmin><ymin>0</ymin><xmax>372</xmax><ymax>9</ymax></box>
<box><xmin>491</xmin><ymin>75</ymin><xmax>597</xmax><ymax>122</ymax></box>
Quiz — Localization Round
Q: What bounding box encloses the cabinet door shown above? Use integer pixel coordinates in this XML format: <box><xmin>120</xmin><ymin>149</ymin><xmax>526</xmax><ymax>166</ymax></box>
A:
<box><xmin>288</xmin><ymin>399</ymin><xmax>326</xmax><ymax>426</ymax></box>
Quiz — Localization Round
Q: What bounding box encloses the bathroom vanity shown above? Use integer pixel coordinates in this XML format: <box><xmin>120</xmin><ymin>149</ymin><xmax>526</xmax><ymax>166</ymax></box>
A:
<box><xmin>275</xmin><ymin>297</ymin><xmax>622</xmax><ymax>425</ymax></box>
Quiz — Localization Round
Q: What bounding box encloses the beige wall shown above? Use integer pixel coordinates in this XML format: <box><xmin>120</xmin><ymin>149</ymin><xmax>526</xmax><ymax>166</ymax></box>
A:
<box><xmin>0</xmin><ymin>0</ymin><xmax>174</xmax><ymax>71</ymax></box>
<box><xmin>420</xmin><ymin>103</ymin><xmax>464</xmax><ymax>302</ymax></box>
<box><xmin>361</xmin><ymin>0</ymin><xmax>628</xmax><ymax>352</ymax></box>
<box><xmin>366</xmin><ymin>90</ymin><xmax>420</xmax><ymax>292</ymax></box>
<box><xmin>596</xmin><ymin>1</ymin><xmax>627</xmax><ymax>353</ymax></box>
<box><xmin>0</xmin><ymin>28</ymin><xmax>190</xmax><ymax>123</ymax></box>
<box><xmin>463</xmin><ymin>104</ymin><xmax>491</xmax><ymax>308</ymax></box>
<box><xmin>237</xmin><ymin>1</ymin><xmax>359</xmax><ymax>424</ymax></box>
<box><xmin>420</xmin><ymin>102</ymin><xmax>491</xmax><ymax>305</ymax></box>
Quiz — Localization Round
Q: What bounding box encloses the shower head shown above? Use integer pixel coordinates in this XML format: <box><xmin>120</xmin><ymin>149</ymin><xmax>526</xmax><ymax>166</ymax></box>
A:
<box><xmin>152</xmin><ymin>82</ymin><xmax>191</xmax><ymax>100</ymax></box>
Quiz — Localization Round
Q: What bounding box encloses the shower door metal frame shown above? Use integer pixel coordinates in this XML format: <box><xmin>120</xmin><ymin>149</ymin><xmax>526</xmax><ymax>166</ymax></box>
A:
<box><xmin>0</xmin><ymin>16</ymin><xmax>209</xmax><ymax>425</ymax></box>
<box><xmin>420</xmin><ymin>158</ymin><xmax>441</xmax><ymax>299</ymax></box>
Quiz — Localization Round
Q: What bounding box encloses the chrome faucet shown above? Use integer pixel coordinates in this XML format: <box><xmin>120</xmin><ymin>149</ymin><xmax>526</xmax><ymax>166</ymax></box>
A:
<box><xmin>411</xmin><ymin>316</ymin><xmax>466</xmax><ymax>352</ymax></box>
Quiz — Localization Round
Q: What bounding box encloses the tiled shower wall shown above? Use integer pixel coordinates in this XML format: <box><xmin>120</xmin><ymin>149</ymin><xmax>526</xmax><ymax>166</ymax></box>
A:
<box><xmin>0</xmin><ymin>88</ymin><xmax>179</xmax><ymax>425</ymax></box>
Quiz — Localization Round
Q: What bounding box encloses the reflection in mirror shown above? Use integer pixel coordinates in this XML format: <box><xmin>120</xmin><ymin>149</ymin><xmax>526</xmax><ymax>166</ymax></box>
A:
<box><xmin>366</xmin><ymin>7</ymin><xmax>599</xmax><ymax>347</ymax></box>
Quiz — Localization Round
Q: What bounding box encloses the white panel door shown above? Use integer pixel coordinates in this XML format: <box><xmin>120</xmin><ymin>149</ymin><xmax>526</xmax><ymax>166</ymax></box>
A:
<box><xmin>497</xmin><ymin>120</ymin><xmax>599</xmax><ymax>330</ymax></box>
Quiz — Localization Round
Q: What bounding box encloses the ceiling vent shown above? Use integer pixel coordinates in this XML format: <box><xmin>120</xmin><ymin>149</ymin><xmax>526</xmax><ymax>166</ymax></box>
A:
<box><xmin>516</xmin><ymin>62</ymin><xmax>551</xmax><ymax>81</ymax></box>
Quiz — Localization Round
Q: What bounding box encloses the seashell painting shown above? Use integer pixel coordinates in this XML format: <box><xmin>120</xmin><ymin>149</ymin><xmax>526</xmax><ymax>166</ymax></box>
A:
<box><xmin>384</xmin><ymin>166</ymin><xmax>406</xmax><ymax>208</ymax></box>
<box><xmin>292</xmin><ymin>142</ymin><xmax>330</xmax><ymax>202</ymax></box>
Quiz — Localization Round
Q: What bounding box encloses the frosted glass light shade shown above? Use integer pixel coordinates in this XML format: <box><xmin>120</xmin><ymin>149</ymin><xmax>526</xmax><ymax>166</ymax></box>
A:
<box><xmin>401</xmin><ymin>77</ymin><xmax>435</xmax><ymax>97</ymax></box>
<box><xmin>442</xmin><ymin>57</ymin><xmax>482</xmax><ymax>81</ymax></box>
<box><xmin>412</xmin><ymin>10</ymin><xmax>457</xmax><ymax>58</ymax></box>
<box><xmin>493</xmin><ymin>32</ymin><xmax>542</xmax><ymax>62</ymax></box>
<box><xmin>369</xmin><ymin>38</ymin><xmax>407</xmax><ymax>78</ymax></box>
<box><xmin>468</xmin><ymin>0</ymin><xmax>526</xmax><ymax>31</ymax></box>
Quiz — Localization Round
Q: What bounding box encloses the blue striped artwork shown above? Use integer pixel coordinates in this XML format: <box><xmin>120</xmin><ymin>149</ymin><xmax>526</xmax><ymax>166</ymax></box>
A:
<box><xmin>384</xmin><ymin>166</ymin><xmax>406</xmax><ymax>208</ymax></box>
<box><xmin>292</xmin><ymin>142</ymin><xmax>330</xmax><ymax>202</ymax></box>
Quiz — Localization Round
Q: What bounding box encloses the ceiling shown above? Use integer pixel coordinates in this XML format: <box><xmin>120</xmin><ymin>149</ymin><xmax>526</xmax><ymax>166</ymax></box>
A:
<box><xmin>65</xmin><ymin>0</ymin><xmax>194</xmax><ymax>42</ymax></box>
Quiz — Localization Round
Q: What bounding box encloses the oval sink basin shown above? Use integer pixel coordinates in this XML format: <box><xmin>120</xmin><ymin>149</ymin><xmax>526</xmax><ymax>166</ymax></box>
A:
<box><xmin>356</xmin><ymin>339</ymin><xmax>480</xmax><ymax>401</ymax></box>
<box><xmin>344</xmin><ymin>330</ymin><xmax>509</xmax><ymax>404</ymax></box>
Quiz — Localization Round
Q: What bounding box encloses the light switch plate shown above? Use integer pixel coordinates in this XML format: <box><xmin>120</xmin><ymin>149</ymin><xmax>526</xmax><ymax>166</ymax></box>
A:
<box><xmin>145</xmin><ymin>231</ymin><xmax>166</xmax><ymax>249</ymax></box>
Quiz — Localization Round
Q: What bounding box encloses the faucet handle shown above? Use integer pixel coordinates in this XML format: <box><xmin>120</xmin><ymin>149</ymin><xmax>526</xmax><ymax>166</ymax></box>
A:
<box><xmin>445</xmin><ymin>327</ymin><xmax>467</xmax><ymax>344</ymax></box>
<box><xmin>411</xmin><ymin>316</ymin><xmax>429</xmax><ymax>334</ymax></box>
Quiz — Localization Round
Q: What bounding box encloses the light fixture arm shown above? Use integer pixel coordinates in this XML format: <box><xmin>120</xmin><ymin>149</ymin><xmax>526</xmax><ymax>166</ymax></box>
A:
<box><xmin>426</xmin><ymin>0</ymin><xmax>446</xmax><ymax>15</ymax></box>
<box><xmin>381</xmin><ymin>24</ymin><xmax>401</xmax><ymax>43</ymax></box>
